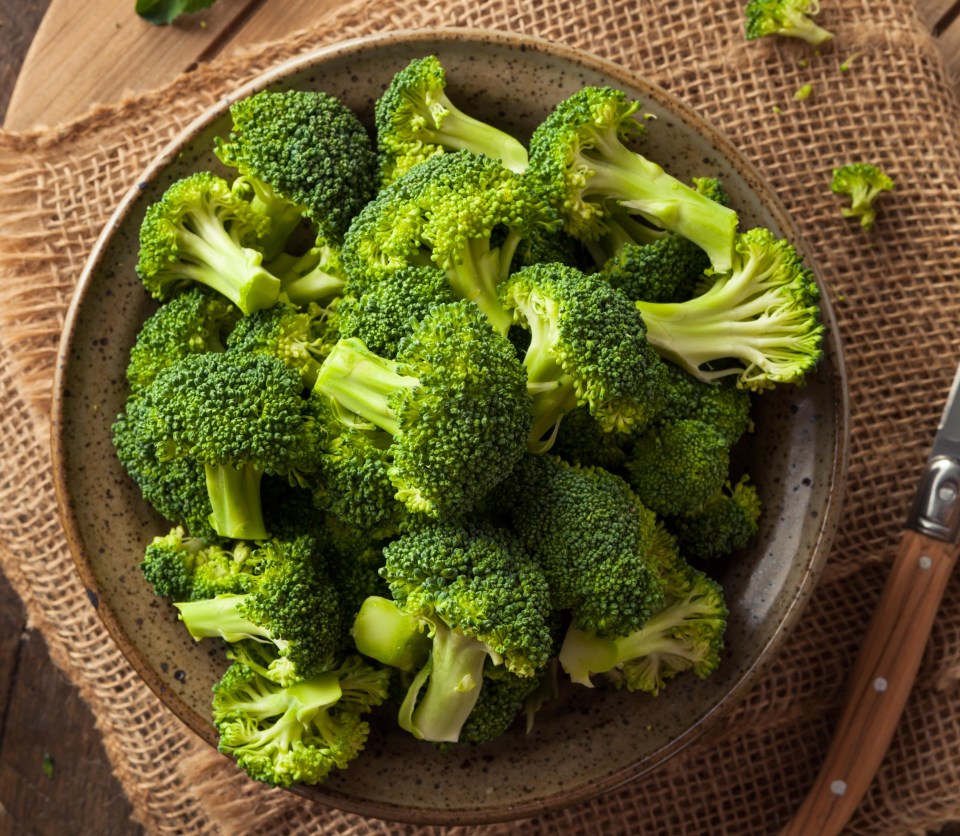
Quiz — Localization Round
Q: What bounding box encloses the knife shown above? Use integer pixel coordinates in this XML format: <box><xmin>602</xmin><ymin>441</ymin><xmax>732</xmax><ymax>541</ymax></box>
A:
<box><xmin>782</xmin><ymin>364</ymin><xmax>960</xmax><ymax>835</ymax></box>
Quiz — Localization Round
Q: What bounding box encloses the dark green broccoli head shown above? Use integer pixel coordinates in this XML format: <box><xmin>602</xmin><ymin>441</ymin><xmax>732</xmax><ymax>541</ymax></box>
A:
<box><xmin>502</xmin><ymin>454</ymin><xmax>665</xmax><ymax>637</ymax></box>
<box><xmin>314</xmin><ymin>301</ymin><xmax>531</xmax><ymax>520</ymax></box>
<box><xmin>551</xmin><ymin>406</ymin><xmax>630</xmax><ymax>471</ymax></box>
<box><xmin>337</xmin><ymin>265</ymin><xmax>457</xmax><ymax>359</ymax></box>
<box><xmin>500</xmin><ymin>261</ymin><xmax>667</xmax><ymax>449</ymax></box>
<box><xmin>457</xmin><ymin>666</ymin><xmax>542</xmax><ymax>745</ymax></box>
<box><xmin>600</xmin><ymin>235</ymin><xmax>710</xmax><ymax>304</ymax></box>
<box><xmin>658</xmin><ymin>362</ymin><xmax>753</xmax><ymax>445</ymax></box>
<box><xmin>745</xmin><ymin>0</ymin><xmax>834</xmax><ymax>45</ymax></box>
<box><xmin>136</xmin><ymin>171</ymin><xmax>280</xmax><ymax>314</ymax></box>
<box><xmin>375</xmin><ymin>55</ymin><xmax>529</xmax><ymax>185</ymax></box>
<box><xmin>626</xmin><ymin>419</ymin><xmax>730</xmax><ymax>516</ymax></box>
<box><xmin>126</xmin><ymin>287</ymin><xmax>240</xmax><ymax>394</ymax></box>
<box><xmin>215</xmin><ymin>89</ymin><xmax>377</xmax><ymax>241</ymax></box>
<box><xmin>831</xmin><ymin>163</ymin><xmax>894</xmax><ymax>231</ymax></box>
<box><xmin>669</xmin><ymin>474</ymin><xmax>762</xmax><ymax>560</ymax></box>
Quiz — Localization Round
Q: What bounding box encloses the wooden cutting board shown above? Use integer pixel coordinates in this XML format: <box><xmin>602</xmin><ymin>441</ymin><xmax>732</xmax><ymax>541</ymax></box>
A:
<box><xmin>7</xmin><ymin>0</ymin><xmax>960</xmax><ymax>131</ymax></box>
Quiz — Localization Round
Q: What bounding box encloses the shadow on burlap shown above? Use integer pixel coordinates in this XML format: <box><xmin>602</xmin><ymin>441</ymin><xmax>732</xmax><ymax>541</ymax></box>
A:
<box><xmin>2</xmin><ymin>0</ymin><xmax>960</xmax><ymax>832</ymax></box>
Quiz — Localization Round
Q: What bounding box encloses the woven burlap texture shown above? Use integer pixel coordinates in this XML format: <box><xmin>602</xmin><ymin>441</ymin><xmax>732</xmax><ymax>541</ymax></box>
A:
<box><xmin>2</xmin><ymin>0</ymin><xmax>960</xmax><ymax>832</ymax></box>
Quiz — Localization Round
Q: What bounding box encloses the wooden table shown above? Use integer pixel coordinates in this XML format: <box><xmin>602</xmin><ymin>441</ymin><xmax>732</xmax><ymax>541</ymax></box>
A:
<box><xmin>2</xmin><ymin>1</ymin><xmax>960</xmax><ymax>833</ymax></box>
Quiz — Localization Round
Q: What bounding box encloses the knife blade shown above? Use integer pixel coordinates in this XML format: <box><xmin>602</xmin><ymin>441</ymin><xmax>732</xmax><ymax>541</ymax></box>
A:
<box><xmin>782</xmin><ymin>363</ymin><xmax>960</xmax><ymax>835</ymax></box>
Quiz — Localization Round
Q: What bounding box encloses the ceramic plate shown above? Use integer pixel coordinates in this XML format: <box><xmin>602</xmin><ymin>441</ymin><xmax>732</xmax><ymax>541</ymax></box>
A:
<box><xmin>51</xmin><ymin>28</ymin><xmax>849</xmax><ymax>825</ymax></box>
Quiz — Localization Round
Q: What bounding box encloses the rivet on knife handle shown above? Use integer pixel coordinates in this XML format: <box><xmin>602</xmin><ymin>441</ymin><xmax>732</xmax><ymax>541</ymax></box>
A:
<box><xmin>782</xmin><ymin>450</ymin><xmax>960</xmax><ymax>836</ymax></box>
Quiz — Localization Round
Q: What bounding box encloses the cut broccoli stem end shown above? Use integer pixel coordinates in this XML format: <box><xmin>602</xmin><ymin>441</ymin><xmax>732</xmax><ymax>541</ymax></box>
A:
<box><xmin>315</xmin><ymin>337</ymin><xmax>419</xmax><ymax>435</ymax></box>
<box><xmin>400</xmin><ymin>621</ymin><xmax>490</xmax><ymax>743</ymax></box>
<box><xmin>175</xmin><ymin>594</ymin><xmax>271</xmax><ymax>644</ymax></box>
<box><xmin>352</xmin><ymin>596</ymin><xmax>431</xmax><ymax>672</ymax></box>
<box><xmin>205</xmin><ymin>461</ymin><xmax>268</xmax><ymax>540</ymax></box>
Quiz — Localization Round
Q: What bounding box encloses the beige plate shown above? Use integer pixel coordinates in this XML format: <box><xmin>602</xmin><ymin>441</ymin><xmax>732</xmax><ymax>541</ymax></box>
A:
<box><xmin>51</xmin><ymin>28</ymin><xmax>849</xmax><ymax>826</ymax></box>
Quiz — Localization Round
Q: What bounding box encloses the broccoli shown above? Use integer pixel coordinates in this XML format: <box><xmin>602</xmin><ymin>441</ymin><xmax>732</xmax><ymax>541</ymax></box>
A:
<box><xmin>745</xmin><ymin>0</ymin><xmax>834</xmax><ymax>46</ymax></box>
<box><xmin>657</xmin><ymin>361</ymin><xmax>754</xmax><ymax>445</ymax></box>
<box><xmin>225</xmin><ymin>301</ymin><xmax>333</xmax><ymax>389</ymax></box>
<box><xmin>175</xmin><ymin>533</ymin><xmax>343</xmax><ymax>685</ymax></box>
<box><xmin>230</xmin><ymin>174</ymin><xmax>307</xmax><ymax>263</ymax></box>
<box><xmin>136</xmin><ymin>172</ymin><xmax>281</xmax><ymax>315</ymax></box>
<box><xmin>141</xmin><ymin>526</ymin><xmax>262</xmax><ymax>601</ymax></box>
<box><xmin>499</xmin><ymin>262</ymin><xmax>666</xmax><ymax>451</ymax></box>
<box><xmin>527</xmin><ymin>87</ymin><xmax>739</xmax><ymax>272</ymax></box>
<box><xmin>600</xmin><ymin>235</ymin><xmax>712</xmax><ymax>304</ymax></box>
<box><xmin>634</xmin><ymin>227</ymin><xmax>824</xmax><ymax>390</ymax></box>
<box><xmin>356</xmin><ymin>520</ymin><xmax>552</xmax><ymax>743</ymax></box>
<box><xmin>114</xmin><ymin>351</ymin><xmax>319</xmax><ymax>540</ymax></box>
<box><xmin>126</xmin><ymin>287</ymin><xmax>240</xmax><ymax>394</ymax></box>
<box><xmin>670</xmin><ymin>474</ymin><xmax>763</xmax><ymax>560</ymax></box>
<box><xmin>831</xmin><ymin>163</ymin><xmax>895</xmax><ymax>231</ymax></box>
<box><xmin>351</xmin><ymin>595</ymin><xmax>432</xmax><ymax>672</ymax></box>
<box><xmin>214</xmin><ymin>89</ymin><xmax>378</xmax><ymax>242</ymax></box>
<box><xmin>500</xmin><ymin>454</ymin><xmax>664</xmax><ymax>637</ymax></box>
<box><xmin>457</xmin><ymin>666</ymin><xmax>543</xmax><ymax>745</ymax></box>
<box><xmin>625</xmin><ymin>419</ymin><xmax>730</xmax><ymax>517</ymax></box>
<box><xmin>212</xmin><ymin>653</ymin><xmax>390</xmax><ymax>786</ymax></box>
<box><xmin>375</xmin><ymin>55</ymin><xmax>529</xmax><ymax>185</ymax></box>
<box><xmin>313</xmin><ymin>301</ymin><xmax>531</xmax><ymax>519</ymax></box>
<box><xmin>269</xmin><ymin>232</ymin><xmax>348</xmax><ymax>306</ymax></box>
<box><xmin>559</xmin><ymin>551</ymin><xmax>728</xmax><ymax>694</ymax></box>
<box><xmin>551</xmin><ymin>406</ymin><xmax>630</xmax><ymax>471</ymax></box>
<box><xmin>341</xmin><ymin>150</ymin><xmax>557</xmax><ymax>333</ymax></box>
<box><xmin>336</xmin><ymin>265</ymin><xmax>457</xmax><ymax>359</ymax></box>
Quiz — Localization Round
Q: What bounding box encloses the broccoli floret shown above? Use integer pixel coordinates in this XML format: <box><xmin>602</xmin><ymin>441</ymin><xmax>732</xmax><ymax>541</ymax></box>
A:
<box><xmin>375</xmin><ymin>55</ymin><xmax>529</xmax><ymax>185</ymax></box>
<box><xmin>313</xmin><ymin>301</ymin><xmax>531</xmax><ymax>519</ymax></box>
<box><xmin>360</xmin><ymin>521</ymin><xmax>552</xmax><ymax>743</ymax></box>
<box><xmin>225</xmin><ymin>301</ymin><xmax>333</xmax><ymax>389</ymax></box>
<box><xmin>559</xmin><ymin>554</ymin><xmax>728</xmax><ymax>694</ymax></box>
<box><xmin>267</xmin><ymin>232</ymin><xmax>347</xmax><ymax>307</ymax></box>
<box><xmin>336</xmin><ymin>265</ymin><xmax>457</xmax><ymax>359</ymax></box>
<box><xmin>745</xmin><ymin>0</ymin><xmax>834</xmax><ymax>45</ymax></box>
<box><xmin>551</xmin><ymin>406</ymin><xmax>630</xmax><ymax>471</ymax></box>
<box><xmin>625</xmin><ymin>419</ymin><xmax>730</xmax><ymax>517</ymax></box>
<box><xmin>528</xmin><ymin>87</ymin><xmax>738</xmax><ymax>272</ymax></box>
<box><xmin>214</xmin><ymin>89</ymin><xmax>377</xmax><ymax>242</ymax></box>
<box><xmin>457</xmin><ymin>666</ymin><xmax>543</xmax><ymax>745</ymax></box>
<box><xmin>500</xmin><ymin>262</ymin><xmax>666</xmax><ymax>451</ymax></box>
<box><xmin>341</xmin><ymin>150</ymin><xmax>557</xmax><ymax>332</ymax></box>
<box><xmin>600</xmin><ymin>235</ymin><xmax>711</xmax><ymax>304</ymax></box>
<box><xmin>658</xmin><ymin>362</ymin><xmax>753</xmax><ymax>445</ymax></box>
<box><xmin>136</xmin><ymin>172</ymin><xmax>281</xmax><ymax>315</ymax></box>
<box><xmin>230</xmin><ymin>174</ymin><xmax>307</xmax><ymax>263</ymax></box>
<box><xmin>692</xmin><ymin>176</ymin><xmax>731</xmax><ymax>207</ymax></box>
<box><xmin>115</xmin><ymin>351</ymin><xmax>319</xmax><ymax>540</ymax></box>
<box><xmin>141</xmin><ymin>526</ymin><xmax>262</xmax><ymax>600</ymax></box>
<box><xmin>212</xmin><ymin>653</ymin><xmax>389</xmax><ymax>786</ymax></box>
<box><xmin>126</xmin><ymin>288</ymin><xmax>240</xmax><ymax>394</ymax></box>
<box><xmin>670</xmin><ymin>475</ymin><xmax>762</xmax><ymax>560</ymax></box>
<box><xmin>352</xmin><ymin>595</ymin><xmax>432</xmax><ymax>672</ymax></box>
<box><xmin>175</xmin><ymin>533</ymin><xmax>343</xmax><ymax>685</ymax></box>
<box><xmin>634</xmin><ymin>227</ymin><xmax>824</xmax><ymax>390</ymax></box>
<box><xmin>501</xmin><ymin>454</ymin><xmax>664</xmax><ymax>637</ymax></box>
<box><xmin>830</xmin><ymin>163</ymin><xmax>895</xmax><ymax>231</ymax></box>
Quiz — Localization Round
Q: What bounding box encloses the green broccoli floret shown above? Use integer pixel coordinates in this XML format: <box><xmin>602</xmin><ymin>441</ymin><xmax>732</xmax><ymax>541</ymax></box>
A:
<box><xmin>212</xmin><ymin>653</ymin><xmax>389</xmax><ymax>786</ymax></box>
<box><xmin>634</xmin><ymin>227</ymin><xmax>824</xmax><ymax>390</ymax></box>
<box><xmin>136</xmin><ymin>172</ymin><xmax>281</xmax><ymax>315</ymax></box>
<box><xmin>600</xmin><ymin>235</ymin><xmax>712</xmax><ymax>304</ymax></box>
<box><xmin>375</xmin><ymin>55</ymin><xmax>529</xmax><ymax>185</ymax></box>
<box><xmin>175</xmin><ymin>533</ymin><xmax>343</xmax><ymax>685</ymax></box>
<box><xmin>551</xmin><ymin>406</ymin><xmax>630</xmax><ymax>471</ymax></box>
<box><xmin>501</xmin><ymin>454</ymin><xmax>664</xmax><ymax>637</ymax></box>
<box><xmin>357</xmin><ymin>520</ymin><xmax>552</xmax><ymax>743</ymax></box>
<box><xmin>527</xmin><ymin>87</ymin><xmax>738</xmax><ymax>272</ymax></box>
<box><xmin>657</xmin><ymin>362</ymin><xmax>754</xmax><ymax>445</ymax></box>
<box><xmin>559</xmin><ymin>552</ymin><xmax>728</xmax><ymax>694</ymax></box>
<box><xmin>141</xmin><ymin>526</ymin><xmax>262</xmax><ymax>600</ymax></box>
<box><xmin>670</xmin><ymin>474</ymin><xmax>763</xmax><ymax>560</ymax></box>
<box><xmin>214</xmin><ymin>89</ymin><xmax>378</xmax><ymax>243</ymax></box>
<box><xmin>341</xmin><ymin>150</ymin><xmax>557</xmax><ymax>332</ymax></box>
<box><xmin>225</xmin><ymin>301</ymin><xmax>333</xmax><ymax>389</ymax></box>
<box><xmin>230</xmin><ymin>174</ymin><xmax>307</xmax><ymax>263</ymax></box>
<box><xmin>745</xmin><ymin>0</ymin><xmax>834</xmax><ymax>45</ymax></box>
<box><xmin>126</xmin><ymin>287</ymin><xmax>240</xmax><ymax>394</ymax></box>
<box><xmin>830</xmin><ymin>163</ymin><xmax>895</xmax><ymax>231</ymax></box>
<box><xmin>457</xmin><ymin>666</ymin><xmax>543</xmax><ymax>745</ymax></box>
<box><xmin>115</xmin><ymin>351</ymin><xmax>319</xmax><ymax>540</ymax></box>
<box><xmin>691</xmin><ymin>176</ymin><xmax>731</xmax><ymax>207</ymax></box>
<box><xmin>500</xmin><ymin>262</ymin><xmax>666</xmax><ymax>451</ymax></box>
<box><xmin>336</xmin><ymin>265</ymin><xmax>457</xmax><ymax>359</ymax></box>
<box><xmin>313</xmin><ymin>301</ymin><xmax>531</xmax><ymax>519</ymax></box>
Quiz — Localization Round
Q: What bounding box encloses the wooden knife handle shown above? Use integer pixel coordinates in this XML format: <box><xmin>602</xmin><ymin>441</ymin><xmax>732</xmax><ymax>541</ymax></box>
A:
<box><xmin>781</xmin><ymin>529</ymin><xmax>959</xmax><ymax>836</ymax></box>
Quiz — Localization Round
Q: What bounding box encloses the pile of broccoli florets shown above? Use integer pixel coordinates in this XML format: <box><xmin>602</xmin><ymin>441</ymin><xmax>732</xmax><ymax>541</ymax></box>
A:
<box><xmin>113</xmin><ymin>57</ymin><xmax>825</xmax><ymax>788</ymax></box>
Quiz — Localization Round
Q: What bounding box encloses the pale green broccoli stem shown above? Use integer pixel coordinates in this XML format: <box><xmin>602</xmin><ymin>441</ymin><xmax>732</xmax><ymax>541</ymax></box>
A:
<box><xmin>204</xmin><ymin>461</ymin><xmax>268</xmax><ymax>540</ymax></box>
<box><xmin>775</xmin><ymin>9</ymin><xmax>833</xmax><ymax>45</ymax></box>
<box><xmin>231</xmin><ymin>175</ymin><xmax>304</xmax><ymax>261</ymax></box>
<box><xmin>444</xmin><ymin>236</ymin><xmax>517</xmax><ymax>334</ymax></box>
<box><xmin>398</xmin><ymin>620</ymin><xmax>491</xmax><ymax>743</ymax></box>
<box><xmin>279</xmin><ymin>260</ymin><xmax>346</xmax><ymax>307</ymax></box>
<box><xmin>351</xmin><ymin>596</ymin><xmax>431</xmax><ymax>672</ymax></box>
<box><xmin>579</xmin><ymin>131</ymin><xmax>737</xmax><ymax>273</ymax></box>
<box><xmin>175</xmin><ymin>594</ymin><xmax>282</xmax><ymax>646</ymax></box>
<box><xmin>177</xmin><ymin>210</ymin><xmax>280</xmax><ymax>314</ymax></box>
<box><xmin>426</xmin><ymin>95</ymin><xmax>529</xmax><ymax>174</ymax></box>
<box><xmin>314</xmin><ymin>338</ymin><xmax>419</xmax><ymax>435</ymax></box>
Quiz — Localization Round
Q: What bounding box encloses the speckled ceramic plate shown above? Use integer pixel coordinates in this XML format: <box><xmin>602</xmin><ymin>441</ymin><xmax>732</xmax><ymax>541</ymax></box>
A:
<box><xmin>51</xmin><ymin>28</ymin><xmax>849</xmax><ymax>825</ymax></box>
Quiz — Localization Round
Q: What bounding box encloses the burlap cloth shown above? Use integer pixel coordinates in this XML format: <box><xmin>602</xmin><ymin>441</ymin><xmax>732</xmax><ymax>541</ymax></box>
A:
<box><xmin>3</xmin><ymin>0</ymin><xmax>960</xmax><ymax>832</ymax></box>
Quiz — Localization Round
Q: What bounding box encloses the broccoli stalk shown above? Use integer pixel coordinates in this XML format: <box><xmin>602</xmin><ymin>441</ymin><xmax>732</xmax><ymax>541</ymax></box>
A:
<box><xmin>634</xmin><ymin>227</ymin><xmax>824</xmax><ymax>390</ymax></box>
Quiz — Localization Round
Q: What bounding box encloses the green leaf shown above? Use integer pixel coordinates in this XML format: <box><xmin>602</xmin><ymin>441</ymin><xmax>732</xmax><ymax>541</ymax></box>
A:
<box><xmin>135</xmin><ymin>0</ymin><xmax>217</xmax><ymax>25</ymax></box>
